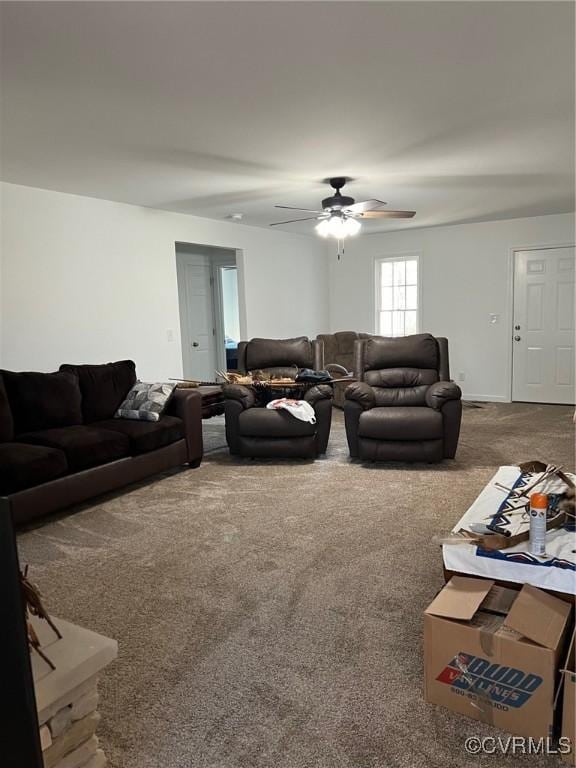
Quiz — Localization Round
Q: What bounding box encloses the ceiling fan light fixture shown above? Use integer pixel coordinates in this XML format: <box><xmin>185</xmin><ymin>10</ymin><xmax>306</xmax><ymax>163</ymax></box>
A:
<box><xmin>270</xmin><ymin>178</ymin><xmax>415</xmax><ymax>234</ymax></box>
<box><xmin>315</xmin><ymin>215</ymin><xmax>361</xmax><ymax>239</ymax></box>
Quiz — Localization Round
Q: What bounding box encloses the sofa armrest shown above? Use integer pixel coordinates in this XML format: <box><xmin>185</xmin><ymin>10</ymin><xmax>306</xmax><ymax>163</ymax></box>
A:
<box><xmin>425</xmin><ymin>381</ymin><xmax>462</xmax><ymax>411</ymax></box>
<box><xmin>222</xmin><ymin>384</ymin><xmax>256</xmax><ymax>410</ymax></box>
<box><xmin>304</xmin><ymin>384</ymin><xmax>333</xmax><ymax>406</ymax></box>
<box><xmin>345</xmin><ymin>381</ymin><xmax>375</xmax><ymax>410</ymax></box>
<box><xmin>167</xmin><ymin>389</ymin><xmax>203</xmax><ymax>465</ymax></box>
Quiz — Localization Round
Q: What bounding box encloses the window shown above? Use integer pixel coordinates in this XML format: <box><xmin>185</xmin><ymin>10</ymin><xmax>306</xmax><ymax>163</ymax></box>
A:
<box><xmin>376</xmin><ymin>255</ymin><xmax>419</xmax><ymax>337</ymax></box>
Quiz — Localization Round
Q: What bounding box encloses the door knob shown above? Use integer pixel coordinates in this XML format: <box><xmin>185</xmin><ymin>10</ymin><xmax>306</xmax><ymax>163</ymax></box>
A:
<box><xmin>192</xmin><ymin>342</ymin><xmax>199</xmax><ymax>347</ymax></box>
<box><xmin>514</xmin><ymin>335</ymin><xmax>521</xmax><ymax>341</ymax></box>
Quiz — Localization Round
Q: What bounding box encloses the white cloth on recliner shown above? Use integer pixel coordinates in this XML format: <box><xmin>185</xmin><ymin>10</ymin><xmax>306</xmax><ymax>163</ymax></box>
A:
<box><xmin>265</xmin><ymin>398</ymin><xmax>316</xmax><ymax>424</ymax></box>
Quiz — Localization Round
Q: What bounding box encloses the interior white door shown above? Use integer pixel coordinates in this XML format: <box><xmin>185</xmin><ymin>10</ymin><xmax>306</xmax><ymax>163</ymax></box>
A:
<box><xmin>179</xmin><ymin>259</ymin><xmax>217</xmax><ymax>381</ymax></box>
<box><xmin>512</xmin><ymin>247</ymin><xmax>575</xmax><ymax>404</ymax></box>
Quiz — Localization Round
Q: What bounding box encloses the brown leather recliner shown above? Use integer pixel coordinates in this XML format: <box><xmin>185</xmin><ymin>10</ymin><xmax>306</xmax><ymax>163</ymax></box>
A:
<box><xmin>344</xmin><ymin>334</ymin><xmax>462</xmax><ymax>462</ymax></box>
<box><xmin>223</xmin><ymin>337</ymin><xmax>333</xmax><ymax>458</ymax></box>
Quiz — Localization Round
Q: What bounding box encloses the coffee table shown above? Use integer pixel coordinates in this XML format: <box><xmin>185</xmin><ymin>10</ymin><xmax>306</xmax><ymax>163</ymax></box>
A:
<box><xmin>178</xmin><ymin>376</ymin><xmax>356</xmax><ymax>416</ymax></box>
<box><xmin>196</xmin><ymin>385</ymin><xmax>224</xmax><ymax>419</ymax></box>
<box><xmin>249</xmin><ymin>376</ymin><xmax>357</xmax><ymax>403</ymax></box>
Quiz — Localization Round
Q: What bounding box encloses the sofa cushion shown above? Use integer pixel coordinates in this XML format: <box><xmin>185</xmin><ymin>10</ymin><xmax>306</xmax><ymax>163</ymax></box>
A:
<box><xmin>19</xmin><ymin>425</ymin><xmax>130</xmax><ymax>472</ymax></box>
<box><xmin>358</xmin><ymin>406</ymin><xmax>443</xmax><ymax>441</ymax></box>
<box><xmin>60</xmin><ymin>360</ymin><xmax>137</xmax><ymax>423</ymax></box>
<box><xmin>0</xmin><ymin>442</ymin><xmax>68</xmax><ymax>495</ymax></box>
<box><xmin>239</xmin><ymin>408</ymin><xmax>316</xmax><ymax>438</ymax></box>
<box><xmin>246</xmin><ymin>337</ymin><xmax>313</xmax><ymax>371</ymax></box>
<box><xmin>363</xmin><ymin>334</ymin><xmax>439</xmax><ymax>372</ymax></box>
<box><xmin>95</xmin><ymin>415</ymin><xmax>184</xmax><ymax>454</ymax></box>
<box><xmin>0</xmin><ymin>376</ymin><xmax>14</xmax><ymax>442</ymax></box>
<box><xmin>2</xmin><ymin>370</ymin><xmax>82</xmax><ymax>434</ymax></box>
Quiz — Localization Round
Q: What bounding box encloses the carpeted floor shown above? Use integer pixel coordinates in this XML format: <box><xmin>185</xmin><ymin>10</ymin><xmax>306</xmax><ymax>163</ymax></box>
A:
<box><xmin>18</xmin><ymin>404</ymin><xmax>575</xmax><ymax>768</ymax></box>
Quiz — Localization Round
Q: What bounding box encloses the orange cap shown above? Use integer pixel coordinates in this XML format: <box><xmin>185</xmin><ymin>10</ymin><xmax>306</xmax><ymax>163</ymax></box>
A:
<box><xmin>530</xmin><ymin>493</ymin><xmax>548</xmax><ymax>509</ymax></box>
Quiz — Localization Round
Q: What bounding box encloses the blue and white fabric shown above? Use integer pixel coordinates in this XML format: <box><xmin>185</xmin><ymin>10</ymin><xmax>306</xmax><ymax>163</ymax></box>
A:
<box><xmin>443</xmin><ymin>466</ymin><xmax>576</xmax><ymax>594</ymax></box>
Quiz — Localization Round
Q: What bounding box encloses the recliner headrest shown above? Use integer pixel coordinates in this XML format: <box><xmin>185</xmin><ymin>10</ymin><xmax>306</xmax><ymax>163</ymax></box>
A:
<box><xmin>246</xmin><ymin>337</ymin><xmax>313</xmax><ymax>370</ymax></box>
<box><xmin>363</xmin><ymin>334</ymin><xmax>439</xmax><ymax>371</ymax></box>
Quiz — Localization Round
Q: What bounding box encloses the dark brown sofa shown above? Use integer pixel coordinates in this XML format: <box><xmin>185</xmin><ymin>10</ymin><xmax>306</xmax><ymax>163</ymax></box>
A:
<box><xmin>344</xmin><ymin>334</ymin><xmax>462</xmax><ymax>462</ymax></box>
<box><xmin>223</xmin><ymin>337</ymin><xmax>333</xmax><ymax>458</ymax></box>
<box><xmin>0</xmin><ymin>360</ymin><xmax>203</xmax><ymax>525</ymax></box>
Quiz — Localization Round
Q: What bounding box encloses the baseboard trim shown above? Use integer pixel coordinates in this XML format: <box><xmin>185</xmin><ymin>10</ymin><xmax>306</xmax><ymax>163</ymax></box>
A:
<box><xmin>462</xmin><ymin>394</ymin><xmax>510</xmax><ymax>403</ymax></box>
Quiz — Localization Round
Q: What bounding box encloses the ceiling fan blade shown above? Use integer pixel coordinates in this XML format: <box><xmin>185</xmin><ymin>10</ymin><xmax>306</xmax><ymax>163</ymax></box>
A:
<box><xmin>360</xmin><ymin>210</ymin><xmax>416</xmax><ymax>219</ymax></box>
<box><xmin>269</xmin><ymin>216</ymin><xmax>320</xmax><ymax>226</ymax></box>
<box><xmin>345</xmin><ymin>199</ymin><xmax>388</xmax><ymax>213</ymax></box>
<box><xmin>275</xmin><ymin>205</ymin><xmax>323</xmax><ymax>213</ymax></box>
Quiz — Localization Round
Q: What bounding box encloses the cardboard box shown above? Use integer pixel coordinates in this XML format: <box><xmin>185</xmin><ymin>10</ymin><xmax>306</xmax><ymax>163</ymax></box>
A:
<box><xmin>561</xmin><ymin>630</ymin><xmax>576</xmax><ymax>764</ymax></box>
<box><xmin>424</xmin><ymin>577</ymin><xmax>572</xmax><ymax>738</ymax></box>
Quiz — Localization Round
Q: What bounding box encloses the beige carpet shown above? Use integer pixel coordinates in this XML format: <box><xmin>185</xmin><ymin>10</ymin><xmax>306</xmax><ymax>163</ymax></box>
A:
<box><xmin>18</xmin><ymin>404</ymin><xmax>575</xmax><ymax>768</ymax></box>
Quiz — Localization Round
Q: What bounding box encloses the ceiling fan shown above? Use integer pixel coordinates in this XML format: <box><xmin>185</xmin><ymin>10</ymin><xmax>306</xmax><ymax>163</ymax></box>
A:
<box><xmin>270</xmin><ymin>177</ymin><xmax>415</xmax><ymax>238</ymax></box>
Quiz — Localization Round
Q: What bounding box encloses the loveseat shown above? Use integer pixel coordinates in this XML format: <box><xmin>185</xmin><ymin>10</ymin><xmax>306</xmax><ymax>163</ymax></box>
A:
<box><xmin>0</xmin><ymin>360</ymin><xmax>203</xmax><ymax>525</ymax></box>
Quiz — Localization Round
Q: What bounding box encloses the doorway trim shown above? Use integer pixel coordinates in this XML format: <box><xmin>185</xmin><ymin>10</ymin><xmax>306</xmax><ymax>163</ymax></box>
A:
<box><xmin>175</xmin><ymin>242</ymin><xmax>247</xmax><ymax>381</ymax></box>
<box><xmin>507</xmin><ymin>241</ymin><xmax>575</xmax><ymax>403</ymax></box>
<box><xmin>210</xmin><ymin>251</ymin><xmax>239</xmax><ymax>372</ymax></box>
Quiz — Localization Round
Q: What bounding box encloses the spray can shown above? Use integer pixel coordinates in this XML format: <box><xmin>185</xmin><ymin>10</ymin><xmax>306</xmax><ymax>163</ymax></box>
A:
<box><xmin>529</xmin><ymin>493</ymin><xmax>548</xmax><ymax>557</ymax></box>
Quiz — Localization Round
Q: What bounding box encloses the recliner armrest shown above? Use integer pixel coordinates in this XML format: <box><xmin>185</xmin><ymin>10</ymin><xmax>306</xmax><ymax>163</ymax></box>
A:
<box><xmin>345</xmin><ymin>382</ymin><xmax>375</xmax><ymax>410</ymax></box>
<box><xmin>425</xmin><ymin>381</ymin><xmax>462</xmax><ymax>411</ymax></box>
<box><xmin>304</xmin><ymin>384</ymin><xmax>333</xmax><ymax>406</ymax></box>
<box><xmin>222</xmin><ymin>383</ymin><xmax>256</xmax><ymax>409</ymax></box>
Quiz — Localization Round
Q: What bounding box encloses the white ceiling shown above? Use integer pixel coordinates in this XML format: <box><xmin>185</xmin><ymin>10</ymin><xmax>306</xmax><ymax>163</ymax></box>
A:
<box><xmin>1</xmin><ymin>1</ymin><xmax>574</xmax><ymax>235</ymax></box>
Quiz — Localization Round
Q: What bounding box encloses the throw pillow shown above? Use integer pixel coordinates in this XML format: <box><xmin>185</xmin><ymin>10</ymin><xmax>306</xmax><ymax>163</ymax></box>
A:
<box><xmin>115</xmin><ymin>382</ymin><xmax>175</xmax><ymax>422</ymax></box>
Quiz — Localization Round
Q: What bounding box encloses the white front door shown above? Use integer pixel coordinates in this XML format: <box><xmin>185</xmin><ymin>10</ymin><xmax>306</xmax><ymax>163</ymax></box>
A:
<box><xmin>512</xmin><ymin>247</ymin><xmax>575</xmax><ymax>404</ymax></box>
<box><xmin>177</xmin><ymin>256</ymin><xmax>217</xmax><ymax>382</ymax></box>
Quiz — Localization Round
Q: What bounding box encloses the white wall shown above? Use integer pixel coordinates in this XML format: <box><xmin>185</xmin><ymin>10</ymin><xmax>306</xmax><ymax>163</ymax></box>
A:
<box><xmin>329</xmin><ymin>213</ymin><xmax>575</xmax><ymax>401</ymax></box>
<box><xmin>0</xmin><ymin>183</ymin><xmax>328</xmax><ymax>380</ymax></box>
<box><xmin>3</xmin><ymin>181</ymin><xmax>573</xmax><ymax>400</ymax></box>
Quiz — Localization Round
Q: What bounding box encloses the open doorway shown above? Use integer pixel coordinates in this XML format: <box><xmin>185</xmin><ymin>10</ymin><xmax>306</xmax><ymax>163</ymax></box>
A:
<box><xmin>175</xmin><ymin>243</ymin><xmax>241</xmax><ymax>382</ymax></box>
